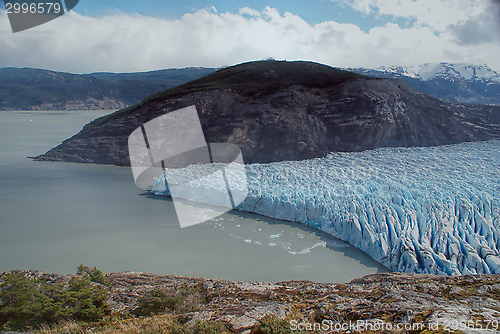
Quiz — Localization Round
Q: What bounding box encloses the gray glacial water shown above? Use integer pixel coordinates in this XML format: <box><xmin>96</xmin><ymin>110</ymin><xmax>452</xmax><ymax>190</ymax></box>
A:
<box><xmin>0</xmin><ymin>109</ymin><xmax>388</xmax><ymax>283</ymax></box>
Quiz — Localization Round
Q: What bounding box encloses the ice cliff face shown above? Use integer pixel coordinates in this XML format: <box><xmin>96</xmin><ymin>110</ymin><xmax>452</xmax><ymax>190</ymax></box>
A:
<box><xmin>152</xmin><ymin>140</ymin><xmax>500</xmax><ymax>276</ymax></box>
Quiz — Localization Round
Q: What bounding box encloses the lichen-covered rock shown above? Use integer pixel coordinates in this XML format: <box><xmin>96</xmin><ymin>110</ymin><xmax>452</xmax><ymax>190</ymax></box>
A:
<box><xmin>3</xmin><ymin>270</ymin><xmax>500</xmax><ymax>333</ymax></box>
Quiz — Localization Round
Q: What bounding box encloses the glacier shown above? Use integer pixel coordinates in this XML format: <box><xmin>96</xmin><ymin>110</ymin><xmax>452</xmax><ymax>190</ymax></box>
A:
<box><xmin>152</xmin><ymin>140</ymin><xmax>500</xmax><ymax>276</ymax></box>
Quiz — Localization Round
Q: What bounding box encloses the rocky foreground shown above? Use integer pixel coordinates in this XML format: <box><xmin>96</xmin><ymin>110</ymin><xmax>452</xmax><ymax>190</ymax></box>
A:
<box><xmin>7</xmin><ymin>270</ymin><xmax>500</xmax><ymax>333</ymax></box>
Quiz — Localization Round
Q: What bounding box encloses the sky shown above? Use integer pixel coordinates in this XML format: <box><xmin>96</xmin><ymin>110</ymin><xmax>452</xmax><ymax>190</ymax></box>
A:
<box><xmin>0</xmin><ymin>0</ymin><xmax>499</xmax><ymax>73</ymax></box>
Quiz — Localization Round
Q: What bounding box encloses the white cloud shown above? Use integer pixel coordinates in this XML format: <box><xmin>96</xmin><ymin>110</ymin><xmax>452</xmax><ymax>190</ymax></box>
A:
<box><xmin>336</xmin><ymin>0</ymin><xmax>491</xmax><ymax>31</ymax></box>
<box><xmin>448</xmin><ymin>0</ymin><xmax>500</xmax><ymax>45</ymax></box>
<box><xmin>239</xmin><ymin>7</ymin><xmax>261</xmax><ymax>17</ymax></box>
<box><xmin>0</xmin><ymin>5</ymin><xmax>499</xmax><ymax>73</ymax></box>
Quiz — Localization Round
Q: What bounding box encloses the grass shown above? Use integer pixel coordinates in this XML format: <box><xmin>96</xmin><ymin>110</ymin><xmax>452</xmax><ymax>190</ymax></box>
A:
<box><xmin>38</xmin><ymin>316</ymin><xmax>233</xmax><ymax>334</ymax></box>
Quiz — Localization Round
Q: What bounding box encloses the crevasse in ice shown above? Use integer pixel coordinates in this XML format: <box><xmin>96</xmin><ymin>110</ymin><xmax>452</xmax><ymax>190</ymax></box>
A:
<box><xmin>152</xmin><ymin>140</ymin><xmax>500</xmax><ymax>275</ymax></box>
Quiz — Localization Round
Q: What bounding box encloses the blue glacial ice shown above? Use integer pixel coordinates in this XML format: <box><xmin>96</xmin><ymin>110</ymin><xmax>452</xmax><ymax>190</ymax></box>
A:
<box><xmin>152</xmin><ymin>140</ymin><xmax>500</xmax><ymax>275</ymax></box>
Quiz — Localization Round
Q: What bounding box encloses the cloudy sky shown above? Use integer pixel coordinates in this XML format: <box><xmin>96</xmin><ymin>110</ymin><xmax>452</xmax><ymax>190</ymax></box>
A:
<box><xmin>1</xmin><ymin>0</ymin><xmax>499</xmax><ymax>73</ymax></box>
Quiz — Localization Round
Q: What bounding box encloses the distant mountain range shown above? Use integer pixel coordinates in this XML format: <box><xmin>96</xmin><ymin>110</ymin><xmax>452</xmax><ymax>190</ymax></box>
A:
<box><xmin>2</xmin><ymin>62</ymin><xmax>499</xmax><ymax>110</ymax></box>
<box><xmin>348</xmin><ymin>62</ymin><xmax>500</xmax><ymax>105</ymax></box>
<box><xmin>0</xmin><ymin>67</ymin><xmax>215</xmax><ymax>110</ymax></box>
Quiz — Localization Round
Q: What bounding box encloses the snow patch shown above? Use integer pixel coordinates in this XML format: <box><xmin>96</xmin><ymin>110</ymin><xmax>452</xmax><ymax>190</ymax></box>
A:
<box><xmin>365</xmin><ymin>62</ymin><xmax>500</xmax><ymax>82</ymax></box>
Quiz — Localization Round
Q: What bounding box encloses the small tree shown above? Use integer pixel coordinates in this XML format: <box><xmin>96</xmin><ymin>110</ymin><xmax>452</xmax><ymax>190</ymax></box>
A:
<box><xmin>0</xmin><ymin>271</ymin><xmax>55</xmax><ymax>330</ymax></box>
<box><xmin>76</xmin><ymin>264</ymin><xmax>111</xmax><ymax>287</ymax></box>
<box><xmin>0</xmin><ymin>268</ymin><xmax>110</xmax><ymax>331</ymax></box>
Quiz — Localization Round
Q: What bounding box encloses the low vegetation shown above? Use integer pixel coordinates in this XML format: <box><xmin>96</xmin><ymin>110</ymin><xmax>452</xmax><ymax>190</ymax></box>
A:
<box><xmin>76</xmin><ymin>264</ymin><xmax>112</xmax><ymax>287</ymax></box>
<box><xmin>38</xmin><ymin>317</ymin><xmax>233</xmax><ymax>334</ymax></box>
<box><xmin>252</xmin><ymin>315</ymin><xmax>308</xmax><ymax>334</ymax></box>
<box><xmin>0</xmin><ymin>267</ymin><xmax>109</xmax><ymax>331</ymax></box>
<box><xmin>2</xmin><ymin>267</ymin><xmax>500</xmax><ymax>333</ymax></box>
<box><xmin>148</xmin><ymin>59</ymin><xmax>368</xmax><ymax>102</ymax></box>
<box><xmin>0</xmin><ymin>266</ymin><xmax>298</xmax><ymax>334</ymax></box>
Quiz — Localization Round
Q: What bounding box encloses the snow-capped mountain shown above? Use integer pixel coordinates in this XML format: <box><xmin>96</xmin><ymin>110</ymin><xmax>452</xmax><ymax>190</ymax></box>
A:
<box><xmin>354</xmin><ymin>62</ymin><xmax>500</xmax><ymax>82</ymax></box>
<box><xmin>349</xmin><ymin>62</ymin><xmax>500</xmax><ymax>105</ymax></box>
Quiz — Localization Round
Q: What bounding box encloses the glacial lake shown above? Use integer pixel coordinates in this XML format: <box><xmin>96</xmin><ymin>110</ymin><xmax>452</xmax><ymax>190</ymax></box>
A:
<box><xmin>0</xmin><ymin>109</ymin><xmax>388</xmax><ymax>283</ymax></box>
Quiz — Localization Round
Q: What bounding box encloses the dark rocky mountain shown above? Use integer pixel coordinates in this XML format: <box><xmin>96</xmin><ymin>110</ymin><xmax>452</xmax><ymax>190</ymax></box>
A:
<box><xmin>35</xmin><ymin>60</ymin><xmax>500</xmax><ymax>165</ymax></box>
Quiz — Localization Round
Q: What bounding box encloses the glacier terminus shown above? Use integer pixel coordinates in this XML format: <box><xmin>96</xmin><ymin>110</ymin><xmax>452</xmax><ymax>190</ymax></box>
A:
<box><xmin>152</xmin><ymin>140</ymin><xmax>500</xmax><ymax>276</ymax></box>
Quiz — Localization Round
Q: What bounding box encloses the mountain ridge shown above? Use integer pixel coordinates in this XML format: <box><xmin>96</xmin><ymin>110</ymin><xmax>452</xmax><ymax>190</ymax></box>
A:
<box><xmin>363</xmin><ymin>62</ymin><xmax>500</xmax><ymax>82</ymax></box>
<box><xmin>0</xmin><ymin>67</ymin><xmax>215</xmax><ymax>110</ymax></box>
<box><xmin>35</xmin><ymin>60</ymin><xmax>500</xmax><ymax>166</ymax></box>
<box><xmin>349</xmin><ymin>62</ymin><xmax>500</xmax><ymax>105</ymax></box>
<box><xmin>3</xmin><ymin>61</ymin><xmax>499</xmax><ymax>110</ymax></box>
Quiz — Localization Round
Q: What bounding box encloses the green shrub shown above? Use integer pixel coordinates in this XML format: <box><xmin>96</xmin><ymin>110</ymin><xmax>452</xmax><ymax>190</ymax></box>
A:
<box><xmin>62</xmin><ymin>276</ymin><xmax>110</xmax><ymax>322</ymax></box>
<box><xmin>166</xmin><ymin>319</ymin><xmax>232</xmax><ymax>334</ymax></box>
<box><xmin>252</xmin><ymin>316</ymin><xmax>308</xmax><ymax>334</ymax></box>
<box><xmin>165</xmin><ymin>295</ymin><xmax>184</xmax><ymax>311</ymax></box>
<box><xmin>135</xmin><ymin>288</ymin><xmax>184</xmax><ymax>316</ymax></box>
<box><xmin>0</xmin><ymin>269</ymin><xmax>110</xmax><ymax>331</ymax></box>
<box><xmin>0</xmin><ymin>271</ymin><xmax>55</xmax><ymax>331</ymax></box>
<box><xmin>190</xmin><ymin>319</ymin><xmax>231</xmax><ymax>334</ymax></box>
<box><xmin>76</xmin><ymin>264</ymin><xmax>111</xmax><ymax>287</ymax></box>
